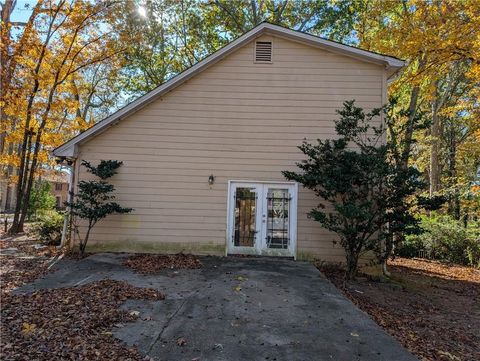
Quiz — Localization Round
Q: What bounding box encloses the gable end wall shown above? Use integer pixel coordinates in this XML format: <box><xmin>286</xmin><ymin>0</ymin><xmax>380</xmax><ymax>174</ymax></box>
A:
<box><xmin>75</xmin><ymin>35</ymin><xmax>386</xmax><ymax>261</ymax></box>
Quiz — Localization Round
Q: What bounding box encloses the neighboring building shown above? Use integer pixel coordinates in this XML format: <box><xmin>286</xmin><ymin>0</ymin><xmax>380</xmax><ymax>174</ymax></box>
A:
<box><xmin>0</xmin><ymin>179</ymin><xmax>16</xmax><ymax>212</ymax></box>
<box><xmin>53</xmin><ymin>23</ymin><xmax>404</xmax><ymax>261</ymax></box>
<box><xmin>0</xmin><ymin>170</ymin><xmax>69</xmax><ymax>212</ymax></box>
<box><xmin>42</xmin><ymin>171</ymin><xmax>69</xmax><ymax>209</ymax></box>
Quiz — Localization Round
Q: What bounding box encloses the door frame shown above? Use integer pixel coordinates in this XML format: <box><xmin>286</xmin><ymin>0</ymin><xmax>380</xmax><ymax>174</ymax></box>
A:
<box><xmin>226</xmin><ymin>180</ymin><xmax>298</xmax><ymax>259</ymax></box>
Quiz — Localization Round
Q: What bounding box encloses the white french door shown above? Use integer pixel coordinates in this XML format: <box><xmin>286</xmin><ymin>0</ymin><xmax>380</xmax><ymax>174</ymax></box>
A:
<box><xmin>226</xmin><ymin>181</ymin><xmax>297</xmax><ymax>258</ymax></box>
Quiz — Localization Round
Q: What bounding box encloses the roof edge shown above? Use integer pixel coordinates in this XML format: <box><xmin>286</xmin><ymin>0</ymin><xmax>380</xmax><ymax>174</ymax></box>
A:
<box><xmin>53</xmin><ymin>23</ymin><xmax>405</xmax><ymax>157</ymax></box>
<box><xmin>263</xmin><ymin>23</ymin><xmax>405</xmax><ymax>69</ymax></box>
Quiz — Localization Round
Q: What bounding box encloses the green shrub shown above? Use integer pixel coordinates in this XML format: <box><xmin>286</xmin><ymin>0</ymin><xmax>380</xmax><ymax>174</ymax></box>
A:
<box><xmin>28</xmin><ymin>180</ymin><xmax>56</xmax><ymax>220</ymax></box>
<box><xmin>35</xmin><ymin>211</ymin><xmax>64</xmax><ymax>245</ymax></box>
<box><xmin>397</xmin><ymin>237</ymin><xmax>425</xmax><ymax>258</ymax></box>
<box><xmin>399</xmin><ymin>214</ymin><xmax>480</xmax><ymax>267</ymax></box>
<box><xmin>466</xmin><ymin>222</ymin><xmax>480</xmax><ymax>268</ymax></box>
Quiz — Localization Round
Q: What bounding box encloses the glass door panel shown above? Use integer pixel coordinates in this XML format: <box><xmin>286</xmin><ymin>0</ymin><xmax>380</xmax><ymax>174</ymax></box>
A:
<box><xmin>266</xmin><ymin>188</ymin><xmax>290</xmax><ymax>249</ymax></box>
<box><xmin>234</xmin><ymin>187</ymin><xmax>257</xmax><ymax>247</ymax></box>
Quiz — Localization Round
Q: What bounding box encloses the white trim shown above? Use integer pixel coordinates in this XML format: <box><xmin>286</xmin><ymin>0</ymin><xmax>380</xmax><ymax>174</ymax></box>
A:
<box><xmin>227</xmin><ymin>179</ymin><xmax>298</xmax><ymax>185</ymax></box>
<box><xmin>53</xmin><ymin>22</ymin><xmax>405</xmax><ymax>158</ymax></box>
<box><xmin>292</xmin><ymin>182</ymin><xmax>298</xmax><ymax>259</ymax></box>
<box><xmin>381</xmin><ymin>70</ymin><xmax>388</xmax><ymax>144</ymax></box>
<box><xmin>226</xmin><ymin>180</ymin><xmax>298</xmax><ymax>258</ymax></box>
<box><xmin>266</xmin><ymin>24</ymin><xmax>405</xmax><ymax>70</ymax></box>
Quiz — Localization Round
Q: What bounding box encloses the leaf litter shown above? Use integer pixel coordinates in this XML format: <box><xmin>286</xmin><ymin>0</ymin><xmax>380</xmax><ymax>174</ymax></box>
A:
<box><xmin>318</xmin><ymin>257</ymin><xmax>480</xmax><ymax>361</ymax></box>
<box><xmin>1</xmin><ymin>280</ymin><xmax>164</xmax><ymax>360</ymax></box>
<box><xmin>1</xmin><ymin>236</ymin><xmax>63</xmax><ymax>294</ymax></box>
<box><xmin>124</xmin><ymin>253</ymin><xmax>202</xmax><ymax>274</ymax></box>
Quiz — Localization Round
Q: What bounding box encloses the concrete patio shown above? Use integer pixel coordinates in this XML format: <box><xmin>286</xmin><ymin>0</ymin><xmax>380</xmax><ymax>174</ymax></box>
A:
<box><xmin>18</xmin><ymin>253</ymin><xmax>418</xmax><ymax>361</ymax></box>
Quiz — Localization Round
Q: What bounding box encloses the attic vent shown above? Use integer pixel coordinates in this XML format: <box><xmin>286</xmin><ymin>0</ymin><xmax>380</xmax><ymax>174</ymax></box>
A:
<box><xmin>255</xmin><ymin>41</ymin><xmax>272</xmax><ymax>62</ymax></box>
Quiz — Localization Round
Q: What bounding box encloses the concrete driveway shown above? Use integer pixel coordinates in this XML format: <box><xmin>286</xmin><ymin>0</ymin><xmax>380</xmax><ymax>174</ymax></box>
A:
<box><xmin>20</xmin><ymin>254</ymin><xmax>417</xmax><ymax>361</ymax></box>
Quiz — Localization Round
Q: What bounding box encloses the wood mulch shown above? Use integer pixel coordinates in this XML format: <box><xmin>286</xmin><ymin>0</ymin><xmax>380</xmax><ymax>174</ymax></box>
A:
<box><xmin>318</xmin><ymin>258</ymin><xmax>480</xmax><ymax>361</ymax></box>
<box><xmin>124</xmin><ymin>253</ymin><xmax>202</xmax><ymax>274</ymax></box>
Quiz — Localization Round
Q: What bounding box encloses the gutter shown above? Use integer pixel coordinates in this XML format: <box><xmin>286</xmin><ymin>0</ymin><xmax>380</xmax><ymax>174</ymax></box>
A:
<box><xmin>58</xmin><ymin>157</ymin><xmax>76</xmax><ymax>248</ymax></box>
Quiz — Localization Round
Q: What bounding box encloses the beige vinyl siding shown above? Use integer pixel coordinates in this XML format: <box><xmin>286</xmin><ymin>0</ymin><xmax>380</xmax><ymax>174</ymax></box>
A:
<box><xmin>76</xmin><ymin>34</ymin><xmax>385</xmax><ymax>261</ymax></box>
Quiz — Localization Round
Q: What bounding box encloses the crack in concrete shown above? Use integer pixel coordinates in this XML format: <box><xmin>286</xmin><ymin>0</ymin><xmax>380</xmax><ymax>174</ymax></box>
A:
<box><xmin>146</xmin><ymin>296</ymin><xmax>189</xmax><ymax>354</ymax></box>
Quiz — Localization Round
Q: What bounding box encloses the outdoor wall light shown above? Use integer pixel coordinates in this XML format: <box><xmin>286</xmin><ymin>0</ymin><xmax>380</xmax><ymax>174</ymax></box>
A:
<box><xmin>208</xmin><ymin>174</ymin><xmax>215</xmax><ymax>185</ymax></box>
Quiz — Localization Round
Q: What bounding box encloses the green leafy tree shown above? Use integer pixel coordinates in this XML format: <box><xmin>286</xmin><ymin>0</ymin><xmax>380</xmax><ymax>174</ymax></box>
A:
<box><xmin>110</xmin><ymin>0</ymin><xmax>362</xmax><ymax>98</ymax></box>
<box><xmin>66</xmin><ymin>160</ymin><xmax>132</xmax><ymax>256</ymax></box>
<box><xmin>284</xmin><ymin>101</ymin><xmax>426</xmax><ymax>279</ymax></box>
<box><xmin>28</xmin><ymin>180</ymin><xmax>55</xmax><ymax>220</ymax></box>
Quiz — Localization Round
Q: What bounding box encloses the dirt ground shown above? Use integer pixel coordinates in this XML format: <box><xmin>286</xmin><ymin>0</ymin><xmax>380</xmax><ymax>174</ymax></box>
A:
<box><xmin>319</xmin><ymin>258</ymin><xmax>480</xmax><ymax>361</ymax></box>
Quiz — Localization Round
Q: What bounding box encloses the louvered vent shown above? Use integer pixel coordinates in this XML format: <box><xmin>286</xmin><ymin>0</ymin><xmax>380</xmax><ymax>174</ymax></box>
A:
<box><xmin>255</xmin><ymin>41</ymin><xmax>272</xmax><ymax>62</ymax></box>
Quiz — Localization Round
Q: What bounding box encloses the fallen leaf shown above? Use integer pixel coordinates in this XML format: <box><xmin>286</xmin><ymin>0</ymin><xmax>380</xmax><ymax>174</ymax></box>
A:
<box><xmin>438</xmin><ymin>351</ymin><xmax>461</xmax><ymax>361</ymax></box>
<box><xmin>177</xmin><ymin>337</ymin><xmax>187</xmax><ymax>346</ymax></box>
<box><xmin>21</xmin><ymin>322</ymin><xmax>36</xmax><ymax>335</ymax></box>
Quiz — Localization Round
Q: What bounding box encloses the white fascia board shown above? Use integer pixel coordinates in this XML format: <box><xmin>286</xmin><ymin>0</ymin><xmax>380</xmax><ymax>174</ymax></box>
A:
<box><xmin>53</xmin><ymin>144</ymin><xmax>76</xmax><ymax>157</ymax></box>
<box><xmin>264</xmin><ymin>24</ymin><xmax>405</xmax><ymax>70</ymax></box>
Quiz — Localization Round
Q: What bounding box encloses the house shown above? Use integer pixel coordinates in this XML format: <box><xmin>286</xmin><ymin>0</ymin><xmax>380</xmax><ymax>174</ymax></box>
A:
<box><xmin>53</xmin><ymin>23</ymin><xmax>404</xmax><ymax>261</ymax></box>
<box><xmin>0</xmin><ymin>178</ymin><xmax>15</xmax><ymax>212</ymax></box>
<box><xmin>1</xmin><ymin>170</ymin><xmax>69</xmax><ymax>212</ymax></box>
<box><xmin>41</xmin><ymin>171</ymin><xmax>70</xmax><ymax>209</ymax></box>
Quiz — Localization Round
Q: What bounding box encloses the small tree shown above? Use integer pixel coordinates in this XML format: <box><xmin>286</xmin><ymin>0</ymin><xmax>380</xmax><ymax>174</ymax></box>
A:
<box><xmin>28</xmin><ymin>180</ymin><xmax>56</xmax><ymax>220</ymax></box>
<box><xmin>66</xmin><ymin>160</ymin><xmax>132</xmax><ymax>256</ymax></box>
<box><xmin>283</xmin><ymin>101</ymin><xmax>424</xmax><ymax>279</ymax></box>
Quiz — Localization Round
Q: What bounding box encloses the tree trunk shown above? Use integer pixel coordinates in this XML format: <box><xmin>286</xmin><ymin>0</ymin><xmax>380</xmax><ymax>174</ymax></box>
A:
<box><xmin>447</xmin><ymin>122</ymin><xmax>460</xmax><ymax>219</ymax></box>
<box><xmin>0</xmin><ymin>0</ymin><xmax>16</xmax><ymax>154</ymax></box>
<box><xmin>429</xmin><ymin>90</ymin><xmax>441</xmax><ymax>196</ymax></box>
<box><xmin>1</xmin><ymin>1</ymin><xmax>43</xmax><ymax>215</ymax></box>
<box><xmin>80</xmin><ymin>224</ymin><xmax>93</xmax><ymax>256</ymax></box>
<box><xmin>3</xmin><ymin>143</ymin><xmax>16</xmax><ymax>210</ymax></box>
<box><xmin>10</xmin><ymin>127</ymin><xmax>31</xmax><ymax>233</ymax></box>
<box><xmin>7</xmin><ymin>0</ymin><xmax>59</xmax><ymax>234</ymax></box>
<box><xmin>400</xmin><ymin>85</ymin><xmax>421</xmax><ymax>170</ymax></box>
<box><xmin>400</xmin><ymin>57</ymin><xmax>426</xmax><ymax>170</ymax></box>
<box><xmin>345</xmin><ymin>248</ymin><xmax>359</xmax><ymax>280</ymax></box>
<box><xmin>18</xmin><ymin>147</ymin><xmax>38</xmax><ymax>230</ymax></box>
<box><xmin>382</xmin><ymin>261</ymin><xmax>391</xmax><ymax>277</ymax></box>
<box><xmin>429</xmin><ymin>65</ymin><xmax>462</xmax><ymax>198</ymax></box>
